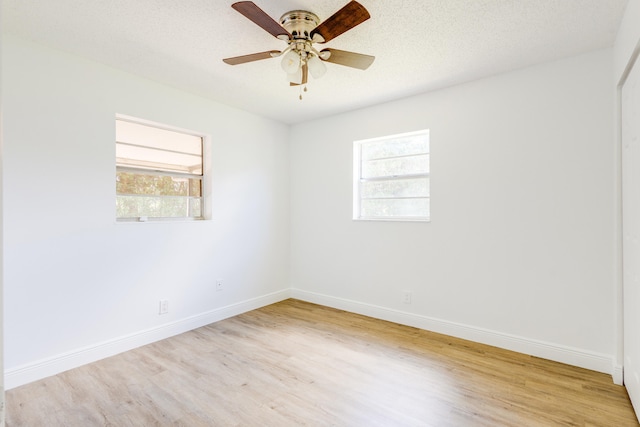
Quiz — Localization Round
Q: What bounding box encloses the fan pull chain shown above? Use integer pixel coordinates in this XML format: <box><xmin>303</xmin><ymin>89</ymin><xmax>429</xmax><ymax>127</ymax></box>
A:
<box><xmin>299</xmin><ymin>85</ymin><xmax>308</xmax><ymax>100</ymax></box>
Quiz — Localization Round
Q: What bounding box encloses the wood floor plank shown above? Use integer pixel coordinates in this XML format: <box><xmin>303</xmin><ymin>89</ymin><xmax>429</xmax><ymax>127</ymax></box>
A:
<box><xmin>6</xmin><ymin>299</ymin><xmax>639</xmax><ymax>426</ymax></box>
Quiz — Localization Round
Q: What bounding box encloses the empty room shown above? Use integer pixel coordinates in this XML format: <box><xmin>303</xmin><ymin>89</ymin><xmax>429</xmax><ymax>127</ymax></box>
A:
<box><xmin>3</xmin><ymin>0</ymin><xmax>640</xmax><ymax>425</ymax></box>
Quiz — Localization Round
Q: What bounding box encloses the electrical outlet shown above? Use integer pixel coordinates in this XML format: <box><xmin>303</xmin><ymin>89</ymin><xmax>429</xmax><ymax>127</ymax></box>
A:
<box><xmin>159</xmin><ymin>299</ymin><xmax>169</xmax><ymax>315</ymax></box>
<box><xmin>402</xmin><ymin>291</ymin><xmax>412</xmax><ymax>305</ymax></box>
<box><xmin>216</xmin><ymin>279</ymin><xmax>224</xmax><ymax>291</ymax></box>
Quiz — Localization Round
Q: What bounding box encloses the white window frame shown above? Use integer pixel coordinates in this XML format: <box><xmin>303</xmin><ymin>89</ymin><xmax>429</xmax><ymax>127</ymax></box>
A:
<box><xmin>353</xmin><ymin>130</ymin><xmax>430</xmax><ymax>222</ymax></box>
<box><xmin>115</xmin><ymin>114</ymin><xmax>211</xmax><ymax>222</ymax></box>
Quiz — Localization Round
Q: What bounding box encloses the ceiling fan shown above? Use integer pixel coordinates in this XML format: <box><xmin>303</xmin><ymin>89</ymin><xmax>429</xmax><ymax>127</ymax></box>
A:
<box><xmin>223</xmin><ymin>1</ymin><xmax>375</xmax><ymax>94</ymax></box>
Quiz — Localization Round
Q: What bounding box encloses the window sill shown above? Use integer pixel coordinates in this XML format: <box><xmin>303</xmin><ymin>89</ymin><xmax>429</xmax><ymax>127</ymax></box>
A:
<box><xmin>116</xmin><ymin>217</ymin><xmax>208</xmax><ymax>223</ymax></box>
<box><xmin>353</xmin><ymin>217</ymin><xmax>430</xmax><ymax>223</ymax></box>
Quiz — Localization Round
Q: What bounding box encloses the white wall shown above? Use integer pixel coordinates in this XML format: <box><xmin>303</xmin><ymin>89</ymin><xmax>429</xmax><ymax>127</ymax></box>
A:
<box><xmin>290</xmin><ymin>49</ymin><xmax>616</xmax><ymax>374</ymax></box>
<box><xmin>1</xmin><ymin>32</ymin><xmax>620</xmax><ymax>389</ymax></box>
<box><xmin>2</xmin><ymin>37</ymin><xmax>290</xmax><ymax>388</ymax></box>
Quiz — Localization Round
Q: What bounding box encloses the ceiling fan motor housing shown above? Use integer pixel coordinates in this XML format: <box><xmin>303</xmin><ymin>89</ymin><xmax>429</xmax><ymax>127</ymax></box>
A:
<box><xmin>279</xmin><ymin>11</ymin><xmax>319</xmax><ymax>41</ymax></box>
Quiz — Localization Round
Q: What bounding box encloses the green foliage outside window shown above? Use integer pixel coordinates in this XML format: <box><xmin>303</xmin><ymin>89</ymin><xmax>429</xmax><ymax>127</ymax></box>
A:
<box><xmin>116</xmin><ymin>172</ymin><xmax>202</xmax><ymax>219</ymax></box>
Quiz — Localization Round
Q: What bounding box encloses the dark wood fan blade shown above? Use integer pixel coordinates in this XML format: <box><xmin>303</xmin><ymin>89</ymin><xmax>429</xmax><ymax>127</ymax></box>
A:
<box><xmin>310</xmin><ymin>1</ymin><xmax>370</xmax><ymax>43</ymax></box>
<box><xmin>223</xmin><ymin>50</ymin><xmax>280</xmax><ymax>65</ymax></box>
<box><xmin>289</xmin><ymin>64</ymin><xmax>309</xmax><ymax>86</ymax></box>
<box><xmin>232</xmin><ymin>2</ymin><xmax>291</xmax><ymax>40</ymax></box>
<box><xmin>320</xmin><ymin>49</ymin><xmax>374</xmax><ymax>70</ymax></box>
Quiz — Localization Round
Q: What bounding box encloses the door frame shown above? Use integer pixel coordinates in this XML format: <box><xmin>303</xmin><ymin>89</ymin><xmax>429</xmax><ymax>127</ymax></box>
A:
<box><xmin>617</xmin><ymin>43</ymin><xmax>640</xmax><ymax>390</ymax></box>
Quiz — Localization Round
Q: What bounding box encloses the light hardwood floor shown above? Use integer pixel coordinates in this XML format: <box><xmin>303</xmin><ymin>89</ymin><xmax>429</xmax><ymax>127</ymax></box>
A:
<box><xmin>6</xmin><ymin>299</ymin><xmax>639</xmax><ymax>426</ymax></box>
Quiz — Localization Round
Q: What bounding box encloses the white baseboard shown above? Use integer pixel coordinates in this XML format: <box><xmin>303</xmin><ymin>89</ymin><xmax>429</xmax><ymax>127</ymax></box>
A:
<box><xmin>5</xmin><ymin>289</ymin><xmax>291</xmax><ymax>390</ymax></box>
<box><xmin>291</xmin><ymin>289</ymin><xmax>615</xmax><ymax>378</ymax></box>
<box><xmin>7</xmin><ymin>288</ymin><xmax>618</xmax><ymax>389</ymax></box>
<box><xmin>613</xmin><ymin>364</ymin><xmax>624</xmax><ymax>385</ymax></box>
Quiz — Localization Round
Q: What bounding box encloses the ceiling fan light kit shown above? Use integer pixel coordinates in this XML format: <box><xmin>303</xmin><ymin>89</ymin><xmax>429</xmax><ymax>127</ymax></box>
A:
<box><xmin>307</xmin><ymin>55</ymin><xmax>327</xmax><ymax>79</ymax></box>
<box><xmin>281</xmin><ymin>49</ymin><xmax>301</xmax><ymax>74</ymax></box>
<box><xmin>223</xmin><ymin>1</ymin><xmax>375</xmax><ymax>99</ymax></box>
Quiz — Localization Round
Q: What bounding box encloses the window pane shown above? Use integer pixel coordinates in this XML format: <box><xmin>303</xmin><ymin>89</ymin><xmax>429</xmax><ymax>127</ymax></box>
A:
<box><xmin>116</xmin><ymin>120</ymin><xmax>203</xmax><ymax>174</ymax></box>
<box><xmin>116</xmin><ymin>172</ymin><xmax>201</xmax><ymax>197</ymax></box>
<box><xmin>360</xmin><ymin>198</ymin><xmax>429</xmax><ymax>218</ymax></box>
<box><xmin>116</xmin><ymin>196</ymin><xmax>202</xmax><ymax>218</ymax></box>
<box><xmin>116</xmin><ymin>144</ymin><xmax>202</xmax><ymax>174</ymax></box>
<box><xmin>116</xmin><ymin>120</ymin><xmax>202</xmax><ymax>154</ymax></box>
<box><xmin>189</xmin><ymin>178</ymin><xmax>201</xmax><ymax>197</ymax></box>
<box><xmin>362</xmin><ymin>154</ymin><xmax>429</xmax><ymax>179</ymax></box>
<box><xmin>361</xmin><ymin>177</ymin><xmax>429</xmax><ymax>199</ymax></box>
<box><xmin>354</xmin><ymin>130</ymin><xmax>429</xmax><ymax>222</ymax></box>
<box><xmin>361</xmin><ymin>134</ymin><xmax>429</xmax><ymax>161</ymax></box>
<box><xmin>189</xmin><ymin>197</ymin><xmax>202</xmax><ymax>218</ymax></box>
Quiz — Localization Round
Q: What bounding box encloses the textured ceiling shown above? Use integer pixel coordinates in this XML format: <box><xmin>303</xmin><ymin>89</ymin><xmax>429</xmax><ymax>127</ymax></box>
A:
<box><xmin>2</xmin><ymin>0</ymin><xmax>629</xmax><ymax>124</ymax></box>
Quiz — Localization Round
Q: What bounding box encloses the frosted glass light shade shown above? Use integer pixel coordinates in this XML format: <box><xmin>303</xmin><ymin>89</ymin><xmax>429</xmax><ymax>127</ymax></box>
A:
<box><xmin>287</xmin><ymin>66</ymin><xmax>303</xmax><ymax>84</ymax></box>
<box><xmin>281</xmin><ymin>50</ymin><xmax>301</xmax><ymax>74</ymax></box>
<box><xmin>307</xmin><ymin>55</ymin><xmax>327</xmax><ymax>79</ymax></box>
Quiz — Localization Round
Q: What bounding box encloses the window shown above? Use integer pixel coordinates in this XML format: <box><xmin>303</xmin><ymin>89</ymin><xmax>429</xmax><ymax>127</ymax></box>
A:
<box><xmin>353</xmin><ymin>130</ymin><xmax>430</xmax><ymax>221</ymax></box>
<box><xmin>116</xmin><ymin>117</ymin><xmax>207</xmax><ymax>221</ymax></box>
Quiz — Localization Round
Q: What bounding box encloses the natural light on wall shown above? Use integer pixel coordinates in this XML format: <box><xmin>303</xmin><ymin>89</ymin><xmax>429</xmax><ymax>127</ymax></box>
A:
<box><xmin>353</xmin><ymin>130</ymin><xmax>430</xmax><ymax>221</ymax></box>
<box><xmin>115</xmin><ymin>117</ymin><xmax>206</xmax><ymax>221</ymax></box>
